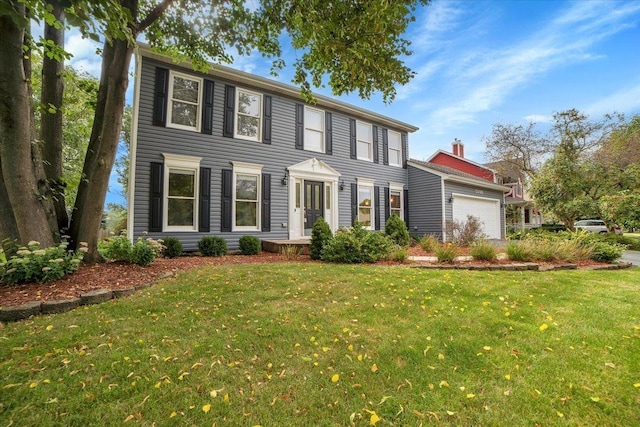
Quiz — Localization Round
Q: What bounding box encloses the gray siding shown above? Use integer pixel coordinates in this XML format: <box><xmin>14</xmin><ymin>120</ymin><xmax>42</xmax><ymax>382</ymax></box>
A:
<box><xmin>133</xmin><ymin>58</ymin><xmax>409</xmax><ymax>249</ymax></box>
<box><xmin>408</xmin><ymin>166</ymin><xmax>444</xmax><ymax>238</ymax></box>
<box><xmin>443</xmin><ymin>181</ymin><xmax>505</xmax><ymax>239</ymax></box>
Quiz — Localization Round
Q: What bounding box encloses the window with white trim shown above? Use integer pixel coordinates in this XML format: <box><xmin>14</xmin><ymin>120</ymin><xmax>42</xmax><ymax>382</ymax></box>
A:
<box><xmin>235</xmin><ymin>89</ymin><xmax>262</xmax><ymax>141</ymax></box>
<box><xmin>357</xmin><ymin>178</ymin><xmax>375</xmax><ymax>229</ymax></box>
<box><xmin>167</xmin><ymin>71</ymin><xmax>202</xmax><ymax>132</ymax></box>
<box><xmin>233</xmin><ymin>162</ymin><xmax>263</xmax><ymax>230</ymax></box>
<box><xmin>304</xmin><ymin>106</ymin><xmax>324</xmax><ymax>153</ymax></box>
<box><xmin>357</xmin><ymin>121</ymin><xmax>373</xmax><ymax>161</ymax></box>
<box><xmin>389</xmin><ymin>182</ymin><xmax>404</xmax><ymax>220</ymax></box>
<box><xmin>163</xmin><ymin>154</ymin><xmax>202</xmax><ymax>231</ymax></box>
<box><xmin>388</xmin><ymin>130</ymin><xmax>402</xmax><ymax>167</ymax></box>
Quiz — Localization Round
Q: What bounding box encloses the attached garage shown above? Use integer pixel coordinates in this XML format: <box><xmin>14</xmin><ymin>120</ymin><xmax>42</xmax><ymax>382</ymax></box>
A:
<box><xmin>452</xmin><ymin>194</ymin><xmax>501</xmax><ymax>239</ymax></box>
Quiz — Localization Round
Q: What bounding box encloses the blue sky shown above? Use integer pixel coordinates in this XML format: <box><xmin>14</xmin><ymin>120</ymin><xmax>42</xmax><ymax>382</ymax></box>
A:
<box><xmin>60</xmin><ymin>0</ymin><xmax>640</xmax><ymax>206</ymax></box>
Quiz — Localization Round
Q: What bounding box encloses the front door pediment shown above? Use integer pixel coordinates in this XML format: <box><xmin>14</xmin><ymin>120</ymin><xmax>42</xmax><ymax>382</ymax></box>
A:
<box><xmin>287</xmin><ymin>158</ymin><xmax>341</xmax><ymax>180</ymax></box>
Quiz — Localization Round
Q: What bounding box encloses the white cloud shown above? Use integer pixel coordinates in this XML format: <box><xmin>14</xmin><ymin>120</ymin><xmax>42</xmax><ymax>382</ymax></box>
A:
<box><xmin>66</xmin><ymin>32</ymin><xmax>102</xmax><ymax>76</ymax></box>
<box><xmin>524</xmin><ymin>114</ymin><xmax>552</xmax><ymax>123</ymax></box>
<box><xmin>586</xmin><ymin>83</ymin><xmax>640</xmax><ymax>117</ymax></box>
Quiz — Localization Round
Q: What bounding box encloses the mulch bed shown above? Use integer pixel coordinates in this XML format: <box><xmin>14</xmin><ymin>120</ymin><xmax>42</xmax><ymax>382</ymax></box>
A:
<box><xmin>0</xmin><ymin>248</ymin><xmax>620</xmax><ymax>309</ymax></box>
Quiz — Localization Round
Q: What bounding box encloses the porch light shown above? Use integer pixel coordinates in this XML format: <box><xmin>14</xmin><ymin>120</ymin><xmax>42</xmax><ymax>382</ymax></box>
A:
<box><xmin>339</xmin><ymin>179</ymin><xmax>345</xmax><ymax>191</ymax></box>
<box><xmin>448</xmin><ymin>195</ymin><xmax>454</xmax><ymax>203</ymax></box>
<box><xmin>281</xmin><ymin>170</ymin><xmax>288</xmax><ymax>186</ymax></box>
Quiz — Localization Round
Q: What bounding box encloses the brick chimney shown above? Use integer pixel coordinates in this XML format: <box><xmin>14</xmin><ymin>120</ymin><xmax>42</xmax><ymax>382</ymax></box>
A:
<box><xmin>452</xmin><ymin>139</ymin><xmax>464</xmax><ymax>158</ymax></box>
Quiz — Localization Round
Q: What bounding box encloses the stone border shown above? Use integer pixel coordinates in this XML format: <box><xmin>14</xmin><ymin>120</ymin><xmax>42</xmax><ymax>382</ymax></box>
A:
<box><xmin>0</xmin><ymin>261</ymin><xmax>633</xmax><ymax>323</ymax></box>
<box><xmin>0</xmin><ymin>272</ymin><xmax>174</xmax><ymax>323</ymax></box>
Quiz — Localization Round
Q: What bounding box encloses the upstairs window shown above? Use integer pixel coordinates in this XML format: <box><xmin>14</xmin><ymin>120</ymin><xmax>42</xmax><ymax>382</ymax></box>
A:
<box><xmin>357</xmin><ymin>122</ymin><xmax>373</xmax><ymax>161</ymax></box>
<box><xmin>304</xmin><ymin>106</ymin><xmax>325</xmax><ymax>153</ymax></box>
<box><xmin>235</xmin><ymin>89</ymin><xmax>262</xmax><ymax>141</ymax></box>
<box><xmin>167</xmin><ymin>72</ymin><xmax>202</xmax><ymax>132</ymax></box>
<box><xmin>388</xmin><ymin>130</ymin><xmax>402</xmax><ymax>167</ymax></box>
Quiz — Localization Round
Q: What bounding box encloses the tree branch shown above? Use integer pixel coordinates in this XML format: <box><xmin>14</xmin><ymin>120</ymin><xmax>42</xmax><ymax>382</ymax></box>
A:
<box><xmin>137</xmin><ymin>0</ymin><xmax>176</xmax><ymax>34</ymax></box>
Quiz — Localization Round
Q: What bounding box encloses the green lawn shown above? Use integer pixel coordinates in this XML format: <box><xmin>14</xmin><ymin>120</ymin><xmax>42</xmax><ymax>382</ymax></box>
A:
<box><xmin>1</xmin><ymin>264</ymin><xmax>639</xmax><ymax>426</ymax></box>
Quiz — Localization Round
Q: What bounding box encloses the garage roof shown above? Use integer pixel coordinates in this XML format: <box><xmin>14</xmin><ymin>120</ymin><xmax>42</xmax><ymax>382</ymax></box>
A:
<box><xmin>408</xmin><ymin>159</ymin><xmax>510</xmax><ymax>192</ymax></box>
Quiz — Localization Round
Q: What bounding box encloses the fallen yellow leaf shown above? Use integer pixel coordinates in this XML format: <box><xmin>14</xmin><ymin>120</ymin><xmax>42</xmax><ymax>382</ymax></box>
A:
<box><xmin>202</xmin><ymin>404</ymin><xmax>211</xmax><ymax>413</ymax></box>
<box><xmin>539</xmin><ymin>323</ymin><xmax>548</xmax><ymax>331</ymax></box>
<box><xmin>170</xmin><ymin>411</ymin><xmax>177</xmax><ymax>418</ymax></box>
<box><xmin>331</xmin><ymin>374</ymin><xmax>339</xmax><ymax>383</ymax></box>
<box><xmin>46</xmin><ymin>325</ymin><xmax>53</xmax><ymax>331</ymax></box>
<box><xmin>371</xmin><ymin>364</ymin><xmax>378</xmax><ymax>373</ymax></box>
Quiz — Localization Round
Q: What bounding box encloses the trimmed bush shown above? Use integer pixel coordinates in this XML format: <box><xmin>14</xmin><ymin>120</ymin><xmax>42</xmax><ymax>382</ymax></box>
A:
<box><xmin>470</xmin><ymin>240</ymin><xmax>497</xmax><ymax>261</ymax></box>
<box><xmin>0</xmin><ymin>240</ymin><xmax>85</xmax><ymax>285</ymax></box>
<box><xmin>389</xmin><ymin>245</ymin><xmax>409</xmax><ymax>262</ymax></box>
<box><xmin>588</xmin><ymin>241</ymin><xmax>624</xmax><ymax>263</ymax></box>
<box><xmin>198</xmin><ymin>236</ymin><xmax>228</xmax><ymax>257</ymax></box>
<box><xmin>239</xmin><ymin>235</ymin><xmax>261</xmax><ymax>255</ymax></box>
<box><xmin>163</xmin><ymin>236</ymin><xmax>183</xmax><ymax>258</ymax></box>
<box><xmin>384</xmin><ymin>214</ymin><xmax>410</xmax><ymax>247</ymax></box>
<box><xmin>100</xmin><ymin>233</ymin><xmax>132</xmax><ymax>261</ymax></box>
<box><xmin>435</xmin><ymin>243</ymin><xmax>458</xmax><ymax>264</ymax></box>
<box><xmin>131</xmin><ymin>240</ymin><xmax>156</xmax><ymax>266</ymax></box>
<box><xmin>310</xmin><ymin>217</ymin><xmax>332</xmax><ymax>260</ymax></box>
<box><xmin>321</xmin><ymin>222</ymin><xmax>392</xmax><ymax>263</ymax></box>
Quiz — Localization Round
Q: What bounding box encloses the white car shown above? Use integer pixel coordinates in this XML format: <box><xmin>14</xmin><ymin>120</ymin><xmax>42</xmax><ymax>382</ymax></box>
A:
<box><xmin>574</xmin><ymin>220</ymin><xmax>622</xmax><ymax>234</ymax></box>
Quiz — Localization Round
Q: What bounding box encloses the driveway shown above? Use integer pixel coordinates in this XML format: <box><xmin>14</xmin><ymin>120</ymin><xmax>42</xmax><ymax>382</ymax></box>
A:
<box><xmin>620</xmin><ymin>250</ymin><xmax>640</xmax><ymax>266</ymax></box>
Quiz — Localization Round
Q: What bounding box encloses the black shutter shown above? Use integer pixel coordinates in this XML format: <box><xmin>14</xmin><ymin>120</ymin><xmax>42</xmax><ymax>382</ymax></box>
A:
<box><xmin>402</xmin><ymin>133</ymin><xmax>408</xmax><ymax>169</ymax></box>
<box><xmin>201</xmin><ymin>79</ymin><xmax>214</xmax><ymax>135</ymax></box>
<box><xmin>295</xmin><ymin>103</ymin><xmax>304</xmax><ymax>150</ymax></box>
<box><xmin>149</xmin><ymin>162</ymin><xmax>164</xmax><ymax>232</ymax></box>
<box><xmin>199</xmin><ymin>167</ymin><xmax>211</xmax><ymax>232</ymax></box>
<box><xmin>325</xmin><ymin>112</ymin><xmax>333</xmax><ymax>155</ymax></box>
<box><xmin>374</xmin><ymin>186</ymin><xmax>381</xmax><ymax>230</ymax></box>
<box><xmin>223</xmin><ymin>85</ymin><xmax>235</xmax><ymax>138</ymax></box>
<box><xmin>404</xmin><ymin>189</ymin><xmax>409</xmax><ymax>227</ymax></box>
<box><xmin>349</xmin><ymin>119</ymin><xmax>357</xmax><ymax>159</ymax></box>
<box><xmin>153</xmin><ymin>68</ymin><xmax>169</xmax><ymax>127</ymax></box>
<box><xmin>221</xmin><ymin>169</ymin><xmax>233</xmax><ymax>232</ymax></box>
<box><xmin>384</xmin><ymin>187</ymin><xmax>390</xmax><ymax>221</ymax></box>
<box><xmin>262</xmin><ymin>173</ymin><xmax>271</xmax><ymax>231</ymax></box>
<box><xmin>351</xmin><ymin>183</ymin><xmax>358</xmax><ymax>224</ymax></box>
<box><xmin>382</xmin><ymin>128</ymin><xmax>389</xmax><ymax>165</ymax></box>
<box><xmin>373</xmin><ymin>126</ymin><xmax>379</xmax><ymax>164</ymax></box>
<box><xmin>263</xmin><ymin>95</ymin><xmax>272</xmax><ymax>144</ymax></box>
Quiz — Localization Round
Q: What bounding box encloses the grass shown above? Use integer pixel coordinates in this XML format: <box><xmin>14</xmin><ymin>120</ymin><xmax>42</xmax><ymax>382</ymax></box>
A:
<box><xmin>1</xmin><ymin>263</ymin><xmax>639</xmax><ymax>426</ymax></box>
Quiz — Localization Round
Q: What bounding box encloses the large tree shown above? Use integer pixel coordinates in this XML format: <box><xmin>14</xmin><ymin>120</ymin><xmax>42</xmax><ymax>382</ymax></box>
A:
<box><xmin>0</xmin><ymin>0</ymin><xmax>429</xmax><ymax>262</ymax></box>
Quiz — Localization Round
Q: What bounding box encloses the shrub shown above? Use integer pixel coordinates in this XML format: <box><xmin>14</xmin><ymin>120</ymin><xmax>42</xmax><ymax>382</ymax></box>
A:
<box><xmin>321</xmin><ymin>222</ymin><xmax>392</xmax><ymax>263</ymax></box>
<box><xmin>239</xmin><ymin>235</ymin><xmax>261</xmax><ymax>255</ymax></box>
<box><xmin>162</xmin><ymin>236</ymin><xmax>183</xmax><ymax>258</ymax></box>
<box><xmin>384</xmin><ymin>214</ymin><xmax>410</xmax><ymax>247</ymax></box>
<box><xmin>588</xmin><ymin>241</ymin><xmax>624</xmax><ymax>263</ymax></box>
<box><xmin>419</xmin><ymin>234</ymin><xmax>439</xmax><ymax>252</ymax></box>
<box><xmin>310</xmin><ymin>217</ymin><xmax>332</xmax><ymax>260</ymax></box>
<box><xmin>389</xmin><ymin>245</ymin><xmax>409</xmax><ymax>262</ymax></box>
<box><xmin>435</xmin><ymin>243</ymin><xmax>458</xmax><ymax>264</ymax></box>
<box><xmin>470</xmin><ymin>240</ymin><xmax>497</xmax><ymax>261</ymax></box>
<box><xmin>445</xmin><ymin>215</ymin><xmax>486</xmax><ymax>246</ymax></box>
<box><xmin>0</xmin><ymin>240</ymin><xmax>85</xmax><ymax>285</ymax></box>
<box><xmin>198</xmin><ymin>236</ymin><xmax>228</xmax><ymax>257</ymax></box>
<box><xmin>506</xmin><ymin>241</ymin><xmax>533</xmax><ymax>262</ymax></box>
<box><xmin>100</xmin><ymin>233</ymin><xmax>163</xmax><ymax>266</ymax></box>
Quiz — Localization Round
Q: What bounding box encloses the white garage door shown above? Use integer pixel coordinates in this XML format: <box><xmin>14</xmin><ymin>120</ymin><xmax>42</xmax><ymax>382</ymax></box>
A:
<box><xmin>452</xmin><ymin>194</ymin><xmax>501</xmax><ymax>239</ymax></box>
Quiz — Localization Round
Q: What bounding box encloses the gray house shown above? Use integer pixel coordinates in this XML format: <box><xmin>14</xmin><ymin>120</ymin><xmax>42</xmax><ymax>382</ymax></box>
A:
<box><xmin>128</xmin><ymin>46</ymin><xmax>417</xmax><ymax>250</ymax></box>
<box><xmin>407</xmin><ymin>159</ymin><xmax>509</xmax><ymax>240</ymax></box>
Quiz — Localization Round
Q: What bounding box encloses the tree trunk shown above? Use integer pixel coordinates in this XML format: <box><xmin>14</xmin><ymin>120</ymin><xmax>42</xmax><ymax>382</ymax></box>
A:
<box><xmin>0</xmin><ymin>3</ymin><xmax>55</xmax><ymax>247</ymax></box>
<box><xmin>0</xmin><ymin>158</ymin><xmax>19</xmax><ymax>242</ymax></box>
<box><xmin>41</xmin><ymin>0</ymin><xmax>69</xmax><ymax>233</ymax></box>
<box><xmin>70</xmin><ymin>37</ymin><xmax>135</xmax><ymax>262</ymax></box>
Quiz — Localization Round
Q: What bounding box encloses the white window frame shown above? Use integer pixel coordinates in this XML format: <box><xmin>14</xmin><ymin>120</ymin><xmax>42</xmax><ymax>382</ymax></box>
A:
<box><xmin>232</xmin><ymin>161</ymin><xmax>263</xmax><ymax>231</ymax></box>
<box><xmin>387</xmin><ymin>130</ymin><xmax>402</xmax><ymax>167</ymax></box>
<box><xmin>162</xmin><ymin>153</ymin><xmax>202</xmax><ymax>232</ymax></box>
<box><xmin>304</xmin><ymin>106</ymin><xmax>325</xmax><ymax>153</ymax></box>
<box><xmin>357</xmin><ymin>177</ymin><xmax>375</xmax><ymax>230</ymax></box>
<box><xmin>389</xmin><ymin>182</ymin><xmax>404</xmax><ymax>220</ymax></box>
<box><xmin>166</xmin><ymin>71</ymin><xmax>203</xmax><ymax>132</ymax></box>
<box><xmin>234</xmin><ymin>88</ymin><xmax>263</xmax><ymax>142</ymax></box>
<box><xmin>356</xmin><ymin>121</ymin><xmax>373</xmax><ymax>162</ymax></box>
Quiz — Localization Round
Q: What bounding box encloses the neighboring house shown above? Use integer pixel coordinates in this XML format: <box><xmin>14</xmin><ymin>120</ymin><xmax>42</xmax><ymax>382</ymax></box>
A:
<box><xmin>408</xmin><ymin>159</ymin><xmax>509</xmax><ymax>240</ymax></box>
<box><xmin>483</xmin><ymin>160</ymin><xmax>543</xmax><ymax>231</ymax></box>
<box><xmin>128</xmin><ymin>45</ymin><xmax>417</xmax><ymax>250</ymax></box>
<box><xmin>427</xmin><ymin>139</ymin><xmax>497</xmax><ymax>182</ymax></box>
